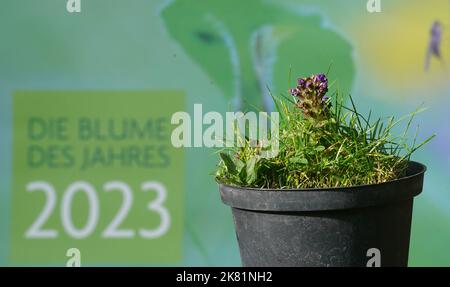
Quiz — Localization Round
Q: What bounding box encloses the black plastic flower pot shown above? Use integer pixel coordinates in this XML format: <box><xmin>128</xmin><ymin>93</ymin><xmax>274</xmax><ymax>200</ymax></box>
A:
<box><xmin>218</xmin><ymin>161</ymin><xmax>426</xmax><ymax>267</ymax></box>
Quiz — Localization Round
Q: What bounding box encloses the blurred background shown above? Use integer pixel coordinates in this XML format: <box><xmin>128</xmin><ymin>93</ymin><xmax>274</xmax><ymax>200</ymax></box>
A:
<box><xmin>1</xmin><ymin>0</ymin><xmax>449</xmax><ymax>266</ymax></box>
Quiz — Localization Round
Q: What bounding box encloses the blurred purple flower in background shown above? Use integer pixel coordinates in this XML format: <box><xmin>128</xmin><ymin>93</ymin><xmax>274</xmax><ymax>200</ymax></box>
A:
<box><xmin>425</xmin><ymin>21</ymin><xmax>444</xmax><ymax>71</ymax></box>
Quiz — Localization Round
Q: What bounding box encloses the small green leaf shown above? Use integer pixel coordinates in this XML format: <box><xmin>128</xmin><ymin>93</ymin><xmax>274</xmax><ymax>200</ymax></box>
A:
<box><xmin>315</xmin><ymin>145</ymin><xmax>325</xmax><ymax>152</ymax></box>
<box><xmin>238</xmin><ymin>165</ymin><xmax>247</xmax><ymax>183</ymax></box>
<box><xmin>246</xmin><ymin>157</ymin><xmax>258</xmax><ymax>184</ymax></box>
<box><xmin>234</xmin><ymin>157</ymin><xmax>245</xmax><ymax>172</ymax></box>
<box><xmin>220</xmin><ymin>153</ymin><xmax>237</xmax><ymax>174</ymax></box>
<box><xmin>290</xmin><ymin>157</ymin><xmax>308</xmax><ymax>165</ymax></box>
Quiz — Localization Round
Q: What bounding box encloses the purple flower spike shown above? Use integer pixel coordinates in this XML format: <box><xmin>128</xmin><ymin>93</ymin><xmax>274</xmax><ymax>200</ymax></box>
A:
<box><xmin>289</xmin><ymin>73</ymin><xmax>331</xmax><ymax>119</ymax></box>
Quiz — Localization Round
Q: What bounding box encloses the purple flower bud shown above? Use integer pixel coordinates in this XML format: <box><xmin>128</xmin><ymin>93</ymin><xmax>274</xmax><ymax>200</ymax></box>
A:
<box><xmin>305</xmin><ymin>80</ymin><xmax>312</xmax><ymax>88</ymax></box>
<box><xmin>316</xmin><ymin>73</ymin><xmax>327</xmax><ymax>82</ymax></box>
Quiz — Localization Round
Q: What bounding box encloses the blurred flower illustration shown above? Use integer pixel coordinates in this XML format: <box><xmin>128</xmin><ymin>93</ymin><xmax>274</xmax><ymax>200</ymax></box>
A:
<box><xmin>425</xmin><ymin>20</ymin><xmax>444</xmax><ymax>71</ymax></box>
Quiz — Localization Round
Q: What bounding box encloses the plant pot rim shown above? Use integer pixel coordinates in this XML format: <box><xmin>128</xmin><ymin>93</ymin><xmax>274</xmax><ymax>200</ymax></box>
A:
<box><xmin>218</xmin><ymin>161</ymin><xmax>426</xmax><ymax>211</ymax></box>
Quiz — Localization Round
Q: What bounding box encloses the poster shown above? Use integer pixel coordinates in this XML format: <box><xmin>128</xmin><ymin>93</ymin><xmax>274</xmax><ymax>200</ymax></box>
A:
<box><xmin>1</xmin><ymin>0</ymin><xmax>450</xmax><ymax>267</ymax></box>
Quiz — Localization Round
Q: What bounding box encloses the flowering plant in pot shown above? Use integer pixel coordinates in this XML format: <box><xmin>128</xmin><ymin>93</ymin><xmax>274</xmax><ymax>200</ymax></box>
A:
<box><xmin>215</xmin><ymin>73</ymin><xmax>434</xmax><ymax>267</ymax></box>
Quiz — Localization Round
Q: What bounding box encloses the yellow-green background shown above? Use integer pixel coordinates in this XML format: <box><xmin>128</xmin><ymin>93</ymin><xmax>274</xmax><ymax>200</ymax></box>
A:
<box><xmin>11</xmin><ymin>91</ymin><xmax>184</xmax><ymax>264</ymax></box>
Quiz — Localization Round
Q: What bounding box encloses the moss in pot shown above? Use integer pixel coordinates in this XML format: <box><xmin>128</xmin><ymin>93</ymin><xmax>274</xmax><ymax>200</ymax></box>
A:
<box><xmin>215</xmin><ymin>73</ymin><xmax>434</xmax><ymax>267</ymax></box>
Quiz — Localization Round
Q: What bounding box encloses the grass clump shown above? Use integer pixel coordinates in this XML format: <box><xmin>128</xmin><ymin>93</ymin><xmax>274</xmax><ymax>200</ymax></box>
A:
<box><xmin>215</xmin><ymin>73</ymin><xmax>434</xmax><ymax>189</ymax></box>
